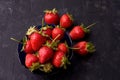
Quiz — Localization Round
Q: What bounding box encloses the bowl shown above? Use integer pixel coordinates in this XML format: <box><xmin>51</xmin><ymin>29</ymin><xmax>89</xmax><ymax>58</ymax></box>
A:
<box><xmin>17</xmin><ymin>25</ymin><xmax>73</xmax><ymax>75</ymax></box>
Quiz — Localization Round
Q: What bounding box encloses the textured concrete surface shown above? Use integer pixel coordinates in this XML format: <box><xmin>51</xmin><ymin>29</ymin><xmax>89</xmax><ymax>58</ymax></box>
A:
<box><xmin>0</xmin><ymin>0</ymin><xmax>120</xmax><ymax>80</ymax></box>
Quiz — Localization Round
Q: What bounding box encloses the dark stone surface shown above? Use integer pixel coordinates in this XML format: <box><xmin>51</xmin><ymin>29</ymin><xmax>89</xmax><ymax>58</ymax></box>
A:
<box><xmin>0</xmin><ymin>0</ymin><xmax>120</xmax><ymax>80</ymax></box>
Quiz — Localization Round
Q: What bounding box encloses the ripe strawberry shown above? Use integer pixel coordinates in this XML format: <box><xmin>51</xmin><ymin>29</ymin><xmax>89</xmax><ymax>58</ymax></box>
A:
<box><xmin>57</xmin><ymin>43</ymin><xmax>68</xmax><ymax>54</ymax></box>
<box><xmin>30</xmin><ymin>32</ymin><xmax>46</xmax><ymax>51</ymax></box>
<box><xmin>41</xmin><ymin>26</ymin><xmax>53</xmax><ymax>37</ymax></box>
<box><xmin>60</xmin><ymin>13</ymin><xmax>73</xmax><ymax>28</ymax></box>
<box><xmin>52</xmin><ymin>26</ymin><xmax>65</xmax><ymax>40</ymax></box>
<box><xmin>38</xmin><ymin>35</ymin><xmax>60</xmax><ymax>64</ymax></box>
<box><xmin>25</xmin><ymin>54</ymin><xmax>39</xmax><ymax>68</ymax></box>
<box><xmin>69</xmin><ymin>23</ymin><xmax>96</xmax><ymax>40</ymax></box>
<box><xmin>24</xmin><ymin>40</ymin><xmax>34</xmax><ymax>53</ymax></box>
<box><xmin>52</xmin><ymin>50</ymin><xmax>70</xmax><ymax>68</ymax></box>
<box><xmin>44</xmin><ymin>8</ymin><xmax>60</xmax><ymax>25</ymax></box>
<box><xmin>69</xmin><ymin>26</ymin><xmax>86</xmax><ymax>40</ymax></box>
<box><xmin>73</xmin><ymin>41</ymin><xmax>95</xmax><ymax>55</ymax></box>
<box><xmin>38</xmin><ymin>46</ymin><xmax>53</xmax><ymax>64</ymax></box>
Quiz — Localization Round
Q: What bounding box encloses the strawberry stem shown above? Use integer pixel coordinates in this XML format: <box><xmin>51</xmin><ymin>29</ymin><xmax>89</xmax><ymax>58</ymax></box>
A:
<box><xmin>10</xmin><ymin>38</ymin><xmax>23</xmax><ymax>44</ymax></box>
<box><xmin>68</xmin><ymin>47</ymin><xmax>80</xmax><ymax>50</ymax></box>
<box><xmin>85</xmin><ymin>23</ymin><xmax>96</xmax><ymax>29</ymax></box>
<box><xmin>50</xmin><ymin>34</ymin><xmax>60</xmax><ymax>47</ymax></box>
<box><xmin>39</xmin><ymin>18</ymin><xmax>44</xmax><ymax>32</ymax></box>
<box><xmin>42</xmin><ymin>18</ymin><xmax>44</xmax><ymax>27</ymax></box>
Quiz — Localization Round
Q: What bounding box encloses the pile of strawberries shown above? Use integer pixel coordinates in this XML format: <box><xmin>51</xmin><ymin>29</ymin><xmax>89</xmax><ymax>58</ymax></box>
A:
<box><xmin>11</xmin><ymin>8</ymin><xmax>96</xmax><ymax>73</ymax></box>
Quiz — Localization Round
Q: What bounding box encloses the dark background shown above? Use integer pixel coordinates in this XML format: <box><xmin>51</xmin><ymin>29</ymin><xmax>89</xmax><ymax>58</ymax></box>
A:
<box><xmin>0</xmin><ymin>0</ymin><xmax>120</xmax><ymax>80</ymax></box>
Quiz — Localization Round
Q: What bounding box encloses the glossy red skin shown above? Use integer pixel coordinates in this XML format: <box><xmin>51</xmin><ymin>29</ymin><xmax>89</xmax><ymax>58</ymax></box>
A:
<box><xmin>24</xmin><ymin>40</ymin><xmax>34</xmax><ymax>54</ymax></box>
<box><xmin>58</xmin><ymin>43</ymin><xmax>68</xmax><ymax>54</ymax></box>
<box><xmin>73</xmin><ymin>41</ymin><xmax>87</xmax><ymax>55</ymax></box>
<box><xmin>38</xmin><ymin>46</ymin><xmax>53</xmax><ymax>64</ymax></box>
<box><xmin>30</xmin><ymin>32</ymin><xmax>46</xmax><ymax>51</ymax></box>
<box><xmin>69</xmin><ymin>26</ymin><xmax>85</xmax><ymax>40</ymax></box>
<box><xmin>44</xmin><ymin>13</ymin><xmax>60</xmax><ymax>25</ymax></box>
<box><xmin>42</xmin><ymin>28</ymin><xmax>52</xmax><ymax>37</ymax></box>
<box><xmin>52</xmin><ymin>27</ymin><xmax>65</xmax><ymax>40</ymax></box>
<box><xmin>60</xmin><ymin>14</ymin><xmax>73</xmax><ymax>28</ymax></box>
<box><xmin>25</xmin><ymin>54</ymin><xmax>39</xmax><ymax>68</ymax></box>
<box><xmin>52</xmin><ymin>51</ymin><xmax>65</xmax><ymax>68</ymax></box>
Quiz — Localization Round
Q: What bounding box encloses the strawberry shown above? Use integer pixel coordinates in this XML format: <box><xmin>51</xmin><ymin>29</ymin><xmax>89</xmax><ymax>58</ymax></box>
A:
<box><xmin>38</xmin><ymin>35</ymin><xmax>60</xmax><ymax>64</ymax></box>
<box><xmin>38</xmin><ymin>46</ymin><xmax>53</xmax><ymax>64</ymax></box>
<box><xmin>44</xmin><ymin>8</ymin><xmax>60</xmax><ymax>25</ymax></box>
<box><xmin>69</xmin><ymin>26</ymin><xmax>86</xmax><ymax>40</ymax></box>
<box><xmin>30</xmin><ymin>32</ymin><xmax>46</xmax><ymax>51</ymax></box>
<box><xmin>69</xmin><ymin>23</ymin><xmax>96</xmax><ymax>40</ymax></box>
<box><xmin>25</xmin><ymin>54</ymin><xmax>39</xmax><ymax>68</ymax></box>
<box><xmin>41</xmin><ymin>25</ymin><xmax>53</xmax><ymax>37</ymax></box>
<box><xmin>24</xmin><ymin>40</ymin><xmax>34</xmax><ymax>53</ymax></box>
<box><xmin>52</xmin><ymin>26</ymin><xmax>65</xmax><ymax>40</ymax></box>
<box><xmin>57</xmin><ymin>43</ymin><xmax>68</xmax><ymax>54</ymax></box>
<box><xmin>52</xmin><ymin>50</ymin><xmax>70</xmax><ymax>68</ymax></box>
<box><xmin>73</xmin><ymin>41</ymin><xmax>95</xmax><ymax>56</ymax></box>
<box><xmin>60</xmin><ymin>13</ymin><xmax>73</xmax><ymax>28</ymax></box>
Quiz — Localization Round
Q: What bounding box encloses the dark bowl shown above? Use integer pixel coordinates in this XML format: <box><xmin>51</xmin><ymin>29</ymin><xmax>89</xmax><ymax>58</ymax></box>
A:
<box><xmin>18</xmin><ymin>25</ymin><xmax>73</xmax><ymax>75</ymax></box>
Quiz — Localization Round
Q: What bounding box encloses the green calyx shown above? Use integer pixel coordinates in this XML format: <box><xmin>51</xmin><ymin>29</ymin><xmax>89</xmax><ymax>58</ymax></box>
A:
<box><xmin>44</xmin><ymin>8</ymin><xmax>58</xmax><ymax>14</ymax></box>
<box><xmin>56</xmin><ymin>25</ymin><xmax>66</xmax><ymax>31</ymax></box>
<box><xmin>45</xmin><ymin>40</ymin><xmax>60</xmax><ymax>50</ymax></box>
<box><xmin>87</xmin><ymin>42</ymin><xmax>96</xmax><ymax>53</ymax></box>
<box><xmin>80</xmin><ymin>23</ymin><xmax>96</xmax><ymax>33</ymax></box>
<box><xmin>45</xmin><ymin>34</ymin><xmax>60</xmax><ymax>50</ymax></box>
<box><xmin>80</xmin><ymin>23</ymin><xmax>90</xmax><ymax>33</ymax></box>
<box><xmin>21</xmin><ymin>36</ymin><xmax>27</xmax><ymax>52</ymax></box>
<box><xmin>41</xmin><ymin>25</ymin><xmax>53</xmax><ymax>30</ymax></box>
<box><xmin>66</xmin><ymin>13</ymin><xmax>73</xmax><ymax>21</ymax></box>
<box><xmin>39</xmin><ymin>63</ymin><xmax>53</xmax><ymax>73</ymax></box>
<box><xmin>61</xmin><ymin>56</ymin><xmax>70</xmax><ymax>69</ymax></box>
<box><xmin>29</xmin><ymin>62</ymin><xmax>53</xmax><ymax>73</ymax></box>
<box><xmin>29</xmin><ymin>62</ymin><xmax>41</xmax><ymax>72</ymax></box>
<box><xmin>26</xmin><ymin>26</ymin><xmax>38</xmax><ymax>35</ymax></box>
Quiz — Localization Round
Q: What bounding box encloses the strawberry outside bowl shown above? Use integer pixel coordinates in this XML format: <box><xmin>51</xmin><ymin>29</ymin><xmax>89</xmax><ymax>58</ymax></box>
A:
<box><xmin>17</xmin><ymin>24</ymin><xmax>73</xmax><ymax>75</ymax></box>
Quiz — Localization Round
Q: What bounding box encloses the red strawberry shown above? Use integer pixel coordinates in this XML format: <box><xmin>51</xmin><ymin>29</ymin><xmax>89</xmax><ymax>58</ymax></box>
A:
<box><xmin>73</xmin><ymin>41</ymin><xmax>95</xmax><ymax>55</ymax></box>
<box><xmin>30</xmin><ymin>32</ymin><xmax>46</xmax><ymax>51</ymax></box>
<box><xmin>69</xmin><ymin>26</ymin><xmax>86</xmax><ymax>40</ymax></box>
<box><xmin>38</xmin><ymin>35</ymin><xmax>60</xmax><ymax>64</ymax></box>
<box><xmin>52</xmin><ymin>26</ymin><xmax>65</xmax><ymax>40</ymax></box>
<box><xmin>57</xmin><ymin>43</ymin><xmax>68</xmax><ymax>54</ymax></box>
<box><xmin>24</xmin><ymin>40</ymin><xmax>34</xmax><ymax>53</ymax></box>
<box><xmin>38</xmin><ymin>46</ymin><xmax>53</xmax><ymax>64</ymax></box>
<box><xmin>42</xmin><ymin>26</ymin><xmax>53</xmax><ymax>37</ymax></box>
<box><xmin>60</xmin><ymin>13</ymin><xmax>73</xmax><ymax>28</ymax></box>
<box><xmin>52</xmin><ymin>50</ymin><xmax>70</xmax><ymax>68</ymax></box>
<box><xmin>44</xmin><ymin>8</ymin><xmax>60</xmax><ymax>25</ymax></box>
<box><xmin>69</xmin><ymin>23</ymin><xmax>96</xmax><ymax>40</ymax></box>
<box><xmin>25</xmin><ymin>54</ymin><xmax>39</xmax><ymax>68</ymax></box>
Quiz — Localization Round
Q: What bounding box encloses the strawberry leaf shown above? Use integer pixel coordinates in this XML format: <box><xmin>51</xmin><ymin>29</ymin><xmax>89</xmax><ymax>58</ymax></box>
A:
<box><xmin>80</xmin><ymin>23</ymin><xmax>90</xmax><ymax>33</ymax></box>
<box><xmin>87</xmin><ymin>42</ymin><xmax>96</xmax><ymax>53</ymax></box>
<box><xmin>21</xmin><ymin>36</ymin><xmax>27</xmax><ymax>52</ymax></box>
<box><xmin>61</xmin><ymin>56</ymin><xmax>70</xmax><ymax>69</ymax></box>
<box><xmin>29</xmin><ymin>62</ymin><xmax>41</xmax><ymax>72</ymax></box>
<box><xmin>39</xmin><ymin>63</ymin><xmax>53</xmax><ymax>73</ymax></box>
<box><xmin>26</xmin><ymin>26</ymin><xmax>38</xmax><ymax>35</ymax></box>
